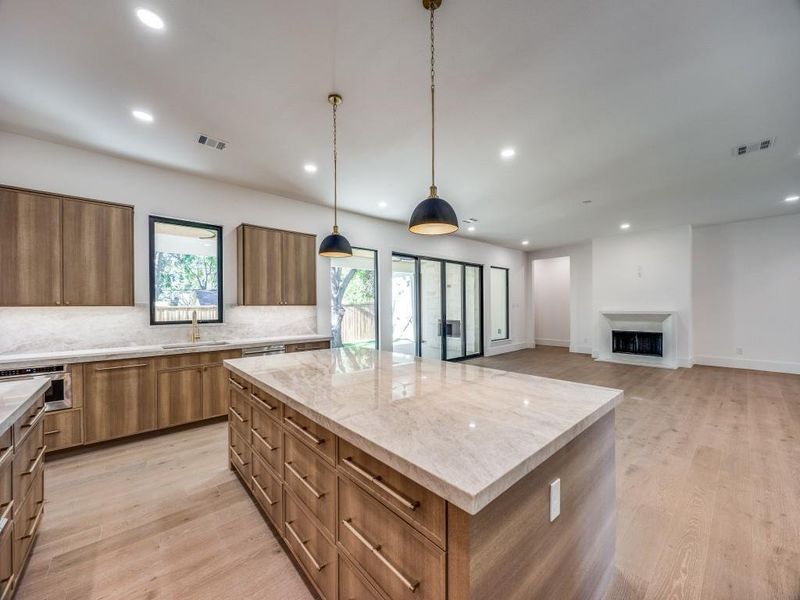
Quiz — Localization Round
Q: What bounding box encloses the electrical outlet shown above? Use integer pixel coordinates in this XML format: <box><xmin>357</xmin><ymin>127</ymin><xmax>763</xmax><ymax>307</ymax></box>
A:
<box><xmin>550</xmin><ymin>479</ymin><xmax>561</xmax><ymax>522</ymax></box>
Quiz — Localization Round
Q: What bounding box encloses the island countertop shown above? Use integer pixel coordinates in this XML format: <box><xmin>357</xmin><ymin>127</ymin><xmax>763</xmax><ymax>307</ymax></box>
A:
<box><xmin>0</xmin><ymin>376</ymin><xmax>51</xmax><ymax>437</ymax></box>
<box><xmin>224</xmin><ymin>348</ymin><xmax>622</xmax><ymax>514</ymax></box>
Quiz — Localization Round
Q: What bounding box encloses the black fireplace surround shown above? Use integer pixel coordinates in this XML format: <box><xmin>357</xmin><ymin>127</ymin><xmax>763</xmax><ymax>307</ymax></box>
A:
<box><xmin>612</xmin><ymin>330</ymin><xmax>663</xmax><ymax>357</ymax></box>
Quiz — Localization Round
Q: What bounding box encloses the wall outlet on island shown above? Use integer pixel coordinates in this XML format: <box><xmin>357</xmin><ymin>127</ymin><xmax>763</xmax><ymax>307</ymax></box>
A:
<box><xmin>549</xmin><ymin>478</ymin><xmax>561</xmax><ymax>522</ymax></box>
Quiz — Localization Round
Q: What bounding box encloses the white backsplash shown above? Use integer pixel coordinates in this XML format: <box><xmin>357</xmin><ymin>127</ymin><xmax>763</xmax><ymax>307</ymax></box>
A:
<box><xmin>0</xmin><ymin>304</ymin><xmax>317</xmax><ymax>354</ymax></box>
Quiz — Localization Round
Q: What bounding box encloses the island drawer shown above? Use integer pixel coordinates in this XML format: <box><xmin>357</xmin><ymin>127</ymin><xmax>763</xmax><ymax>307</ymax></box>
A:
<box><xmin>13</xmin><ymin>460</ymin><xmax>43</xmax><ymax>574</ymax></box>
<box><xmin>229</xmin><ymin>391</ymin><xmax>251</xmax><ymax>440</ymax></box>
<box><xmin>0</xmin><ymin>429</ymin><xmax>11</xmax><ymax>456</ymax></box>
<box><xmin>251</xmin><ymin>453</ymin><xmax>282</xmax><ymax>530</ymax></box>
<box><xmin>227</xmin><ymin>371</ymin><xmax>251</xmax><ymax>394</ymax></box>
<box><xmin>12</xmin><ymin>415</ymin><xmax>44</xmax><ymax>503</ymax></box>
<box><xmin>0</xmin><ymin>510</ymin><xmax>12</xmax><ymax>600</ymax></box>
<box><xmin>283</xmin><ymin>407</ymin><xmax>335</xmax><ymax>463</ymax></box>
<box><xmin>338</xmin><ymin>477</ymin><xmax>446</xmax><ymax>600</ymax></box>
<box><xmin>338</xmin><ymin>438</ymin><xmax>446</xmax><ymax>548</ymax></box>
<box><xmin>284</xmin><ymin>434</ymin><xmax>336</xmax><ymax>538</ymax></box>
<box><xmin>0</xmin><ymin>446</ymin><xmax>12</xmax><ymax>509</ymax></box>
<box><xmin>250</xmin><ymin>406</ymin><xmax>282</xmax><ymax>474</ymax></box>
<box><xmin>229</xmin><ymin>428</ymin><xmax>251</xmax><ymax>485</ymax></box>
<box><xmin>13</xmin><ymin>394</ymin><xmax>45</xmax><ymax>447</ymax></box>
<box><xmin>284</xmin><ymin>491</ymin><xmax>336</xmax><ymax>600</ymax></box>
<box><xmin>339</xmin><ymin>555</ymin><xmax>384</xmax><ymax>600</ymax></box>
<box><xmin>44</xmin><ymin>409</ymin><xmax>83</xmax><ymax>452</ymax></box>
<box><xmin>249</xmin><ymin>386</ymin><xmax>283</xmax><ymax>422</ymax></box>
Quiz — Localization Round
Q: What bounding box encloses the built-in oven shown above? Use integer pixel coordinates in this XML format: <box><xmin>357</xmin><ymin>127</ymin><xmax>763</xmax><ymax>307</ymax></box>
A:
<box><xmin>0</xmin><ymin>365</ymin><xmax>72</xmax><ymax>411</ymax></box>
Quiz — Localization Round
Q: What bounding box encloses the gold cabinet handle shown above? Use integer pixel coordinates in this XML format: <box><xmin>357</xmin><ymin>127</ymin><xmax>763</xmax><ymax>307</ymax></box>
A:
<box><xmin>341</xmin><ymin>518</ymin><xmax>419</xmax><ymax>592</ymax></box>
<box><xmin>20</xmin><ymin>406</ymin><xmax>45</xmax><ymax>430</ymax></box>
<box><xmin>251</xmin><ymin>475</ymin><xmax>278</xmax><ymax>506</ymax></box>
<box><xmin>229</xmin><ymin>407</ymin><xmax>248</xmax><ymax>423</ymax></box>
<box><xmin>285</xmin><ymin>520</ymin><xmax>326</xmax><ymax>572</ymax></box>
<box><xmin>95</xmin><ymin>363</ymin><xmax>148</xmax><ymax>371</ymax></box>
<box><xmin>284</xmin><ymin>462</ymin><xmax>325</xmax><ymax>499</ymax></box>
<box><xmin>0</xmin><ymin>573</ymin><xmax>15</xmax><ymax>599</ymax></box>
<box><xmin>228</xmin><ymin>377</ymin><xmax>245</xmax><ymax>390</ymax></box>
<box><xmin>284</xmin><ymin>416</ymin><xmax>324</xmax><ymax>445</ymax></box>
<box><xmin>231</xmin><ymin>448</ymin><xmax>248</xmax><ymax>467</ymax></box>
<box><xmin>252</xmin><ymin>429</ymin><xmax>277</xmax><ymax>452</ymax></box>
<box><xmin>250</xmin><ymin>392</ymin><xmax>276</xmax><ymax>411</ymax></box>
<box><xmin>45</xmin><ymin>429</ymin><xmax>61</xmax><ymax>436</ymax></box>
<box><xmin>21</xmin><ymin>447</ymin><xmax>45</xmax><ymax>476</ymax></box>
<box><xmin>20</xmin><ymin>503</ymin><xmax>44</xmax><ymax>540</ymax></box>
<box><xmin>342</xmin><ymin>457</ymin><xmax>420</xmax><ymax>511</ymax></box>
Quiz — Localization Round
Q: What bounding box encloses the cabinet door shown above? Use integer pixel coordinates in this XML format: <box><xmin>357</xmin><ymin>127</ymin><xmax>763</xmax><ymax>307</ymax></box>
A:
<box><xmin>240</xmin><ymin>225</ymin><xmax>283</xmax><ymax>305</ymax></box>
<box><xmin>84</xmin><ymin>359</ymin><xmax>155</xmax><ymax>443</ymax></box>
<box><xmin>0</xmin><ymin>189</ymin><xmax>62</xmax><ymax>306</ymax></box>
<box><xmin>282</xmin><ymin>231</ymin><xmax>316</xmax><ymax>305</ymax></box>
<box><xmin>201</xmin><ymin>364</ymin><xmax>229</xmax><ymax>418</ymax></box>
<box><xmin>62</xmin><ymin>199</ymin><xmax>133</xmax><ymax>306</ymax></box>
<box><xmin>157</xmin><ymin>367</ymin><xmax>203</xmax><ymax>428</ymax></box>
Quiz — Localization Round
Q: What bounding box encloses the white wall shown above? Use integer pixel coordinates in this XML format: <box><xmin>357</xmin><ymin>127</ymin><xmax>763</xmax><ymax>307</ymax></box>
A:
<box><xmin>693</xmin><ymin>214</ymin><xmax>800</xmax><ymax>374</ymax></box>
<box><xmin>531</xmin><ymin>242</ymin><xmax>593</xmax><ymax>354</ymax></box>
<box><xmin>532</xmin><ymin>256</ymin><xmax>571</xmax><ymax>347</ymax></box>
<box><xmin>0</xmin><ymin>131</ymin><xmax>529</xmax><ymax>355</ymax></box>
<box><xmin>592</xmin><ymin>226</ymin><xmax>693</xmax><ymax>366</ymax></box>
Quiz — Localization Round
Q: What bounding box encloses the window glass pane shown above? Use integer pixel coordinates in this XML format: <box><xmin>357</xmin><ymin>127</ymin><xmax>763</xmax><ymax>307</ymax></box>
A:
<box><xmin>151</xmin><ymin>218</ymin><xmax>222</xmax><ymax>324</ymax></box>
<box><xmin>391</xmin><ymin>256</ymin><xmax>417</xmax><ymax>355</ymax></box>
<box><xmin>330</xmin><ymin>248</ymin><xmax>378</xmax><ymax>349</ymax></box>
<box><xmin>419</xmin><ymin>259</ymin><xmax>442</xmax><ymax>360</ymax></box>
<box><xmin>465</xmin><ymin>265</ymin><xmax>481</xmax><ymax>355</ymax></box>
<box><xmin>490</xmin><ymin>267</ymin><xmax>508</xmax><ymax>340</ymax></box>
<box><xmin>445</xmin><ymin>263</ymin><xmax>464</xmax><ymax>360</ymax></box>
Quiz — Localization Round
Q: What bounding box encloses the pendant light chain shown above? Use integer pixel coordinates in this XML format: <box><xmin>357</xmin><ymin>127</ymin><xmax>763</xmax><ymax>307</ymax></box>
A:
<box><xmin>332</xmin><ymin>99</ymin><xmax>338</xmax><ymax>229</ymax></box>
<box><xmin>430</xmin><ymin>2</ymin><xmax>436</xmax><ymax>192</ymax></box>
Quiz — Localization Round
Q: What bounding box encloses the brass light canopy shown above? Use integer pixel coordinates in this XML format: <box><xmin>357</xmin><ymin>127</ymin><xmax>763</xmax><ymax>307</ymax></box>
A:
<box><xmin>319</xmin><ymin>93</ymin><xmax>353</xmax><ymax>258</ymax></box>
<box><xmin>409</xmin><ymin>0</ymin><xmax>458</xmax><ymax>236</ymax></box>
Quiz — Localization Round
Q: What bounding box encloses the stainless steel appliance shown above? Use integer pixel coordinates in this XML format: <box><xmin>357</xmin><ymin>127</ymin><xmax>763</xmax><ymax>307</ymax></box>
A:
<box><xmin>241</xmin><ymin>344</ymin><xmax>286</xmax><ymax>358</ymax></box>
<box><xmin>0</xmin><ymin>364</ymin><xmax>72</xmax><ymax>411</ymax></box>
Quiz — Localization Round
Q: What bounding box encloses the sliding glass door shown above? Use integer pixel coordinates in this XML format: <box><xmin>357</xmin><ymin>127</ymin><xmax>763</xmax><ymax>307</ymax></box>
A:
<box><xmin>392</xmin><ymin>253</ymin><xmax>483</xmax><ymax>361</ymax></box>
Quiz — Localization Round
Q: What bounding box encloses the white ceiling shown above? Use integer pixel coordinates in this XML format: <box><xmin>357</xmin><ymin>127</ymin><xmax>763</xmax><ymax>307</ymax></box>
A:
<box><xmin>1</xmin><ymin>0</ymin><xmax>799</xmax><ymax>250</ymax></box>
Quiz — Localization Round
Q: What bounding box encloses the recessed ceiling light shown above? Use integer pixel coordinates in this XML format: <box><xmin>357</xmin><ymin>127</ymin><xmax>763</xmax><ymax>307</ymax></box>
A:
<box><xmin>620</xmin><ymin>222</ymin><xmax>631</xmax><ymax>230</ymax></box>
<box><xmin>521</xmin><ymin>240</ymin><xmax>529</xmax><ymax>246</ymax></box>
<box><xmin>303</xmin><ymin>164</ymin><xmax>317</xmax><ymax>174</ymax></box>
<box><xmin>500</xmin><ymin>147</ymin><xmax>516</xmax><ymax>159</ymax></box>
<box><xmin>135</xmin><ymin>8</ymin><xmax>164</xmax><ymax>30</ymax></box>
<box><xmin>378</xmin><ymin>201</ymin><xmax>388</xmax><ymax>208</ymax></box>
<box><xmin>785</xmin><ymin>195</ymin><xmax>799</xmax><ymax>203</ymax></box>
<box><xmin>131</xmin><ymin>109</ymin><xmax>154</xmax><ymax>123</ymax></box>
<box><xmin>467</xmin><ymin>225</ymin><xmax>476</xmax><ymax>232</ymax></box>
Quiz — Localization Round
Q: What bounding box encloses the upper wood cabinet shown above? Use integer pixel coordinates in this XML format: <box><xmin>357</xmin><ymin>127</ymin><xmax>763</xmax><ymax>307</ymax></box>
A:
<box><xmin>237</xmin><ymin>224</ymin><xmax>316</xmax><ymax>306</ymax></box>
<box><xmin>0</xmin><ymin>186</ymin><xmax>134</xmax><ymax>307</ymax></box>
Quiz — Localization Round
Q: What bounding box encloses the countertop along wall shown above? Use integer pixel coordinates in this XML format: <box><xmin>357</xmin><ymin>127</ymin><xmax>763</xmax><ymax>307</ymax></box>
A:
<box><xmin>0</xmin><ymin>131</ymin><xmax>529</xmax><ymax>356</ymax></box>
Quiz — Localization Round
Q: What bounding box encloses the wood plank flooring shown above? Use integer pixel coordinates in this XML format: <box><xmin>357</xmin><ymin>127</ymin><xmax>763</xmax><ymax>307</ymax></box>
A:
<box><xmin>16</xmin><ymin>347</ymin><xmax>800</xmax><ymax>599</ymax></box>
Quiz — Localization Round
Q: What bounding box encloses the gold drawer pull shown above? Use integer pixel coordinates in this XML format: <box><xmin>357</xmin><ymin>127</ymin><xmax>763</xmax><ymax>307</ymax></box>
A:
<box><xmin>0</xmin><ymin>573</ymin><xmax>15</xmax><ymax>599</ymax></box>
<box><xmin>284</xmin><ymin>462</ymin><xmax>325</xmax><ymax>499</ymax></box>
<box><xmin>45</xmin><ymin>429</ymin><xmax>61</xmax><ymax>436</ymax></box>
<box><xmin>229</xmin><ymin>407</ymin><xmax>248</xmax><ymax>423</ymax></box>
<box><xmin>341</xmin><ymin>518</ymin><xmax>419</xmax><ymax>592</ymax></box>
<box><xmin>20</xmin><ymin>504</ymin><xmax>43</xmax><ymax>540</ymax></box>
<box><xmin>250</xmin><ymin>392</ymin><xmax>276</xmax><ymax>411</ymax></box>
<box><xmin>252</xmin><ymin>429</ymin><xmax>277</xmax><ymax>452</ymax></box>
<box><xmin>285</xmin><ymin>520</ymin><xmax>327</xmax><ymax>572</ymax></box>
<box><xmin>95</xmin><ymin>363</ymin><xmax>148</xmax><ymax>371</ymax></box>
<box><xmin>342</xmin><ymin>457</ymin><xmax>420</xmax><ymax>511</ymax></box>
<box><xmin>284</xmin><ymin>416</ymin><xmax>324</xmax><ymax>445</ymax></box>
<box><xmin>251</xmin><ymin>475</ymin><xmax>278</xmax><ymax>506</ymax></box>
<box><xmin>20</xmin><ymin>407</ymin><xmax>44</xmax><ymax>429</ymax></box>
<box><xmin>21</xmin><ymin>447</ymin><xmax>45</xmax><ymax>476</ymax></box>
<box><xmin>231</xmin><ymin>449</ymin><xmax>248</xmax><ymax>467</ymax></box>
<box><xmin>228</xmin><ymin>377</ymin><xmax>245</xmax><ymax>390</ymax></box>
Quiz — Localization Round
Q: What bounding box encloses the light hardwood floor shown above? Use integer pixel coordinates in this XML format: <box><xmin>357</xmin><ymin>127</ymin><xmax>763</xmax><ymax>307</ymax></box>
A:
<box><xmin>17</xmin><ymin>348</ymin><xmax>800</xmax><ymax>599</ymax></box>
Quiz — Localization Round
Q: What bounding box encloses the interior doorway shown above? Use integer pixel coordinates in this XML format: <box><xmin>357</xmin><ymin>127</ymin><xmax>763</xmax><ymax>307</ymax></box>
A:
<box><xmin>533</xmin><ymin>256</ymin><xmax>571</xmax><ymax>348</ymax></box>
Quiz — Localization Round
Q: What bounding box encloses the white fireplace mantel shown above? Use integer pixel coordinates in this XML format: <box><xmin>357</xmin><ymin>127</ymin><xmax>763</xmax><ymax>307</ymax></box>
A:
<box><xmin>595</xmin><ymin>310</ymin><xmax>678</xmax><ymax>369</ymax></box>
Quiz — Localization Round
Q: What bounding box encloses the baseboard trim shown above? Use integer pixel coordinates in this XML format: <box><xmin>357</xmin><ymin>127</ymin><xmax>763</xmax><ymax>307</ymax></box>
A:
<box><xmin>534</xmin><ymin>338</ymin><xmax>570</xmax><ymax>348</ymax></box>
<box><xmin>693</xmin><ymin>355</ymin><xmax>800</xmax><ymax>375</ymax></box>
<box><xmin>485</xmin><ymin>341</ymin><xmax>534</xmax><ymax>356</ymax></box>
<box><xmin>569</xmin><ymin>345</ymin><xmax>592</xmax><ymax>355</ymax></box>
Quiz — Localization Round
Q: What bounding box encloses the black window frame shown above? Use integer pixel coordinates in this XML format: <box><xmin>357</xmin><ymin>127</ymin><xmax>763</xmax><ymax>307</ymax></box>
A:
<box><xmin>149</xmin><ymin>215</ymin><xmax>224</xmax><ymax>326</ymax></box>
<box><xmin>329</xmin><ymin>246</ymin><xmax>380</xmax><ymax>350</ymax></box>
<box><xmin>490</xmin><ymin>266</ymin><xmax>510</xmax><ymax>341</ymax></box>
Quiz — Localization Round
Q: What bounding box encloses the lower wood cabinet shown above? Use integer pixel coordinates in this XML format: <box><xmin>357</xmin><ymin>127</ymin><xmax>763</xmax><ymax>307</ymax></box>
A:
<box><xmin>284</xmin><ymin>491</ymin><xmax>337</xmax><ymax>599</ymax></box>
<box><xmin>157</xmin><ymin>367</ymin><xmax>204</xmax><ymax>428</ymax></box>
<box><xmin>44</xmin><ymin>409</ymin><xmax>83</xmax><ymax>452</ymax></box>
<box><xmin>339</xmin><ymin>555</ymin><xmax>384</xmax><ymax>600</ymax></box>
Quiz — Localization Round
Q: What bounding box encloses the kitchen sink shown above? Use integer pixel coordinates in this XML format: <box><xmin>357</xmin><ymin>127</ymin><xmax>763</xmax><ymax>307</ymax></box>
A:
<box><xmin>161</xmin><ymin>341</ymin><xmax>230</xmax><ymax>350</ymax></box>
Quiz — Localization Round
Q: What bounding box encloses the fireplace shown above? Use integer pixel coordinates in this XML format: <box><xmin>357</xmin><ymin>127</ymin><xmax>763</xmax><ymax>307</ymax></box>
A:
<box><xmin>612</xmin><ymin>330</ymin><xmax>663</xmax><ymax>357</ymax></box>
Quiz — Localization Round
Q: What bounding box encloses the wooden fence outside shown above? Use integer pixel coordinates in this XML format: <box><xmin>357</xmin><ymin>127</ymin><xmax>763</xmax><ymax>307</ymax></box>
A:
<box><xmin>341</xmin><ymin>303</ymin><xmax>377</xmax><ymax>343</ymax></box>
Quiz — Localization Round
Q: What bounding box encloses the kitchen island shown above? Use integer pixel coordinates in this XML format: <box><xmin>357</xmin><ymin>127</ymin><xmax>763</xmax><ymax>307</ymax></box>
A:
<box><xmin>224</xmin><ymin>348</ymin><xmax>621</xmax><ymax>600</ymax></box>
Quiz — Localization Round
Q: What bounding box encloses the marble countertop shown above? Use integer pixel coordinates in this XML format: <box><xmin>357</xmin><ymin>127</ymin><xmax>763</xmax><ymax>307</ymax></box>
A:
<box><xmin>0</xmin><ymin>377</ymin><xmax>51</xmax><ymax>437</ymax></box>
<box><xmin>224</xmin><ymin>348</ymin><xmax>622</xmax><ymax>514</ymax></box>
<box><xmin>0</xmin><ymin>334</ymin><xmax>331</xmax><ymax>370</ymax></box>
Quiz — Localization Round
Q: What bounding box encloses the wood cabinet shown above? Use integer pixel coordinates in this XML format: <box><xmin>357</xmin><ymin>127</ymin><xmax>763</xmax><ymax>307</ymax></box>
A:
<box><xmin>157</xmin><ymin>367</ymin><xmax>203</xmax><ymax>428</ymax></box>
<box><xmin>43</xmin><ymin>409</ymin><xmax>83</xmax><ymax>452</ymax></box>
<box><xmin>0</xmin><ymin>186</ymin><xmax>133</xmax><ymax>307</ymax></box>
<box><xmin>237</xmin><ymin>224</ymin><xmax>316</xmax><ymax>306</ymax></box>
<box><xmin>202</xmin><ymin>364</ymin><xmax>231</xmax><ymax>418</ymax></box>
<box><xmin>84</xmin><ymin>359</ymin><xmax>156</xmax><ymax>443</ymax></box>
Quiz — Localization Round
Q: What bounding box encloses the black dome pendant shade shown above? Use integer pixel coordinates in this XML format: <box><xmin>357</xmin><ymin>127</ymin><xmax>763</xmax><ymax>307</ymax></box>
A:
<box><xmin>319</xmin><ymin>93</ymin><xmax>353</xmax><ymax>258</ymax></box>
<box><xmin>409</xmin><ymin>0</ymin><xmax>458</xmax><ymax>236</ymax></box>
<box><xmin>319</xmin><ymin>225</ymin><xmax>353</xmax><ymax>257</ymax></box>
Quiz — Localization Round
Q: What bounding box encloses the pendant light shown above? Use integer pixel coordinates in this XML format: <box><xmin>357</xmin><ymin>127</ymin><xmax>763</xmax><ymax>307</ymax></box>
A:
<box><xmin>319</xmin><ymin>93</ymin><xmax>353</xmax><ymax>257</ymax></box>
<box><xmin>409</xmin><ymin>0</ymin><xmax>458</xmax><ymax>235</ymax></box>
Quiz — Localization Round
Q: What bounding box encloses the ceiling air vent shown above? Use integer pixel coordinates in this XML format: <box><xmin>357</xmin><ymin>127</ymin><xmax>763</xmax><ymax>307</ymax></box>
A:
<box><xmin>732</xmin><ymin>137</ymin><xmax>774</xmax><ymax>156</ymax></box>
<box><xmin>197</xmin><ymin>134</ymin><xmax>228</xmax><ymax>151</ymax></box>
<box><xmin>462</xmin><ymin>217</ymin><xmax>479</xmax><ymax>224</ymax></box>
